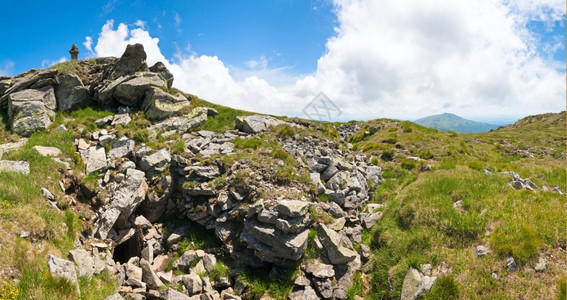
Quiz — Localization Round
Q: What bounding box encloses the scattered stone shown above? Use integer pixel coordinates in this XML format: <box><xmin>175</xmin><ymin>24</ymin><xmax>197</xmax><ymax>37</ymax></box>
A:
<box><xmin>69</xmin><ymin>248</ymin><xmax>96</xmax><ymax>279</ymax></box>
<box><xmin>32</xmin><ymin>145</ymin><xmax>61</xmax><ymax>157</ymax></box>
<box><xmin>534</xmin><ymin>257</ymin><xmax>547</xmax><ymax>272</ymax></box>
<box><xmin>95</xmin><ymin>116</ymin><xmax>113</xmax><ymax>127</ymax></box>
<box><xmin>80</xmin><ymin>145</ymin><xmax>107</xmax><ymax>174</ymax></box>
<box><xmin>276</xmin><ymin>200</ymin><xmax>310</xmax><ymax>217</ymax></box>
<box><xmin>506</xmin><ymin>256</ymin><xmax>517</xmax><ymax>271</ymax></box>
<box><xmin>302</xmin><ymin>261</ymin><xmax>335</xmax><ymax>279</ymax></box>
<box><xmin>400</xmin><ymin>268</ymin><xmax>436</xmax><ymax>300</ymax></box>
<box><xmin>475</xmin><ymin>245</ymin><xmax>491</xmax><ymax>257</ymax></box>
<box><xmin>8</xmin><ymin>86</ymin><xmax>55</xmax><ymax>135</ymax></box>
<box><xmin>111</xmin><ymin>113</ymin><xmax>131</xmax><ymax>126</ymax></box>
<box><xmin>142</xmin><ymin>87</ymin><xmax>190</xmax><ymax>120</ymax></box>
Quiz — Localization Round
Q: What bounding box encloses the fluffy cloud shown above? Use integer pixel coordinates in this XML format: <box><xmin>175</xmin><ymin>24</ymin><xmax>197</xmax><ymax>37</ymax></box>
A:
<box><xmin>41</xmin><ymin>57</ymin><xmax>66</xmax><ymax>69</ymax></box>
<box><xmin>86</xmin><ymin>1</ymin><xmax>565</xmax><ymax>122</ymax></box>
<box><xmin>0</xmin><ymin>60</ymin><xmax>14</xmax><ymax>76</ymax></box>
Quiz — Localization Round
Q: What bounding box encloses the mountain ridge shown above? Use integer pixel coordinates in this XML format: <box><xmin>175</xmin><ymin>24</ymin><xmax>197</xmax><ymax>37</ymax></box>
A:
<box><xmin>414</xmin><ymin>112</ymin><xmax>501</xmax><ymax>133</ymax></box>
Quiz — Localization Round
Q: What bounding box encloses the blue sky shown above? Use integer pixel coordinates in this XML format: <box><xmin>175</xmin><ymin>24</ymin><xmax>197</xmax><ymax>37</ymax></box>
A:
<box><xmin>0</xmin><ymin>0</ymin><xmax>336</xmax><ymax>75</ymax></box>
<box><xmin>0</xmin><ymin>0</ymin><xmax>565</xmax><ymax>123</ymax></box>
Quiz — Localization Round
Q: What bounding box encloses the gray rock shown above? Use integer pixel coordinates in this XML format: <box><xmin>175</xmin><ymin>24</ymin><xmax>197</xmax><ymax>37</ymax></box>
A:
<box><xmin>333</xmin><ymin>288</ymin><xmax>347</xmax><ymax>300</ymax></box>
<box><xmin>69</xmin><ymin>248</ymin><xmax>96</xmax><ymax>279</ymax></box>
<box><xmin>109</xmin><ymin>43</ymin><xmax>149</xmax><ymax>80</ymax></box>
<box><xmin>310</xmin><ymin>172</ymin><xmax>325</xmax><ymax>195</ymax></box>
<box><xmin>240</xmin><ymin>220</ymin><xmax>309</xmax><ymax>264</ymax></box>
<box><xmin>0</xmin><ymin>69</ymin><xmax>58</xmax><ymax>108</ymax></box>
<box><xmin>139</xmin><ymin>148</ymin><xmax>171</xmax><ymax>173</ymax></box>
<box><xmin>276</xmin><ymin>200</ymin><xmax>311</xmax><ymax>217</ymax></box>
<box><xmin>203</xmin><ymin>254</ymin><xmax>217</xmax><ymax>272</ymax></box>
<box><xmin>187</xmin><ymin>165</ymin><xmax>220</xmax><ymax>180</ymax></box>
<box><xmin>140</xmin><ymin>175</ymin><xmax>173</xmax><ymax>222</ymax></box>
<box><xmin>111</xmin><ymin>113</ymin><xmax>131</xmax><ymax>126</ymax></box>
<box><xmin>140</xmin><ymin>258</ymin><xmax>163</xmax><ymax>288</ymax></box>
<box><xmin>359</xmin><ymin>244</ymin><xmax>371</xmax><ymax>263</ymax></box>
<box><xmin>107</xmin><ymin>136</ymin><xmax>135</xmax><ymax>160</ymax></box>
<box><xmin>80</xmin><ymin>145</ymin><xmax>107</xmax><ymax>174</ymax></box>
<box><xmin>534</xmin><ymin>257</ymin><xmax>547</xmax><ymax>272</ymax></box>
<box><xmin>0</xmin><ymin>160</ymin><xmax>30</xmax><ymax>175</ymax></box>
<box><xmin>400</xmin><ymin>268</ymin><xmax>436</xmax><ymax>300</ymax></box>
<box><xmin>160</xmin><ymin>288</ymin><xmax>191</xmax><ymax>300</ymax></box>
<box><xmin>361</xmin><ymin>212</ymin><xmax>382</xmax><ymax>229</ymax></box>
<box><xmin>114</xmin><ymin>72</ymin><xmax>168</xmax><ymax>106</ymax></box>
<box><xmin>95</xmin><ymin>115</ymin><xmax>113</xmax><ymax>127</ymax></box>
<box><xmin>32</xmin><ymin>145</ymin><xmax>61</xmax><ymax>157</ymax></box>
<box><xmin>302</xmin><ymin>261</ymin><xmax>335</xmax><ymax>279</ymax></box>
<box><xmin>328</xmin><ymin>202</ymin><xmax>345</xmax><ymax>218</ymax></box>
<box><xmin>275</xmin><ymin>215</ymin><xmax>311</xmax><ymax>234</ymax></box>
<box><xmin>47</xmin><ymin>254</ymin><xmax>80</xmax><ymax>295</ymax></box>
<box><xmin>55</xmin><ymin>74</ymin><xmax>89</xmax><ymax>111</ymax></box>
<box><xmin>96</xmin><ymin>168</ymin><xmax>148</xmax><ymax>239</ymax></box>
<box><xmin>173</xmin><ymin>250</ymin><xmax>197</xmax><ymax>271</ymax></box>
<box><xmin>318</xmin><ymin>224</ymin><xmax>357</xmax><ymax>264</ymax></box>
<box><xmin>153</xmin><ymin>106</ymin><xmax>209</xmax><ymax>133</ymax></box>
<box><xmin>506</xmin><ymin>256</ymin><xmax>517</xmax><ymax>271</ymax></box>
<box><xmin>182</xmin><ymin>273</ymin><xmax>203</xmax><ymax>295</ymax></box>
<box><xmin>41</xmin><ymin>187</ymin><xmax>55</xmax><ymax>201</ymax></box>
<box><xmin>312</xmin><ymin>278</ymin><xmax>333</xmax><ymax>299</ymax></box>
<box><xmin>0</xmin><ymin>138</ymin><xmax>28</xmax><ymax>158</ymax></box>
<box><xmin>149</xmin><ymin>61</ymin><xmax>174</xmax><ymax>89</ymax></box>
<box><xmin>475</xmin><ymin>245</ymin><xmax>490</xmax><ymax>257</ymax></box>
<box><xmin>365</xmin><ymin>165</ymin><xmax>382</xmax><ymax>184</ymax></box>
<box><xmin>104</xmin><ymin>293</ymin><xmax>124</xmax><ymax>300</ymax></box>
<box><xmin>328</xmin><ymin>217</ymin><xmax>346</xmax><ymax>231</ymax></box>
<box><xmin>142</xmin><ymin>87</ymin><xmax>190</xmax><ymax>120</ymax></box>
<box><xmin>8</xmin><ymin>86</ymin><xmax>55</xmax><ymax>135</ymax></box>
<box><xmin>320</xmin><ymin>164</ymin><xmax>339</xmax><ymax>181</ymax></box>
<box><xmin>235</xmin><ymin>115</ymin><xmax>286</xmax><ymax>133</ymax></box>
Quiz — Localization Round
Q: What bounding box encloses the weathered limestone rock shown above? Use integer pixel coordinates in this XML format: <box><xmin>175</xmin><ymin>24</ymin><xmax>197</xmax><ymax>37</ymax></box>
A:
<box><xmin>114</xmin><ymin>72</ymin><xmax>168</xmax><ymax>106</ymax></box>
<box><xmin>0</xmin><ymin>69</ymin><xmax>58</xmax><ymax>108</ymax></box>
<box><xmin>160</xmin><ymin>288</ymin><xmax>191</xmax><ymax>299</ymax></box>
<box><xmin>235</xmin><ymin>115</ymin><xmax>285</xmax><ymax>133</ymax></box>
<box><xmin>8</xmin><ymin>86</ymin><xmax>55</xmax><ymax>136</ymax></box>
<box><xmin>276</xmin><ymin>200</ymin><xmax>311</xmax><ymax>218</ymax></box>
<box><xmin>69</xmin><ymin>248</ymin><xmax>96</xmax><ymax>279</ymax></box>
<box><xmin>302</xmin><ymin>261</ymin><xmax>335</xmax><ymax>279</ymax></box>
<box><xmin>140</xmin><ymin>258</ymin><xmax>163</xmax><ymax>288</ymax></box>
<box><xmin>0</xmin><ymin>160</ymin><xmax>30</xmax><ymax>175</ymax></box>
<box><xmin>109</xmin><ymin>43</ymin><xmax>149</xmax><ymax>80</ymax></box>
<box><xmin>318</xmin><ymin>224</ymin><xmax>357</xmax><ymax>264</ymax></box>
<box><xmin>240</xmin><ymin>220</ymin><xmax>309</xmax><ymax>264</ymax></box>
<box><xmin>107</xmin><ymin>136</ymin><xmax>135</xmax><ymax>160</ymax></box>
<box><xmin>32</xmin><ymin>145</ymin><xmax>61</xmax><ymax>157</ymax></box>
<box><xmin>475</xmin><ymin>245</ymin><xmax>490</xmax><ymax>257</ymax></box>
<box><xmin>55</xmin><ymin>74</ymin><xmax>89</xmax><ymax>111</ymax></box>
<box><xmin>47</xmin><ymin>254</ymin><xmax>80</xmax><ymax>295</ymax></box>
<box><xmin>400</xmin><ymin>268</ymin><xmax>436</xmax><ymax>300</ymax></box>
<box><xmin>152</xmin><ymin>107</ymin><xmax>209</xmax><ymax>133</ymax></box>
<box><xmin>96</xmin><ymin>168</ymin><xmax>148</xmax><ymax>239</ymax></box>
<box><xmin>142</xmin><ymin>87</ymin><xmax>190</xmax><ymax>120</ymax></box>
<box><xmin>80</xmin><ymin>145</ymin><xmax>107</xmax><ymax>174</ymax></box>
<box><xmin>182</xmin><ymin>273</ymin><xmax>203</xmax><ymax>295</ymax></box>
<box><xmin>111</xmin><ymin>113</ymin><xmax>131</xmax><ymax>126</ymax></box>
<box><xmin>139</xmin><ymin>148</ymin><xmax>171</xmax><ymax>174</ymax></box>
<box><xmin>149</xmin><ymin>61</ymin><xmax>174</xmax><ymax>89</ymax></box>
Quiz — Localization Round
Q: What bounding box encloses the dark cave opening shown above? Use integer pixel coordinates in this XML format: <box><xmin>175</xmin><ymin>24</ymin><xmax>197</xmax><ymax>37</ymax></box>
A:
<box><xmin>113</xmin><ymin>230</ymin><xmax>143</xmax><ymax>264</ymax></box>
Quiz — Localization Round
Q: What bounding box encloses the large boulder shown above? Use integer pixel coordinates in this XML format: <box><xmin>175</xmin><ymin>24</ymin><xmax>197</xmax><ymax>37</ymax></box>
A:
<box><xmin>318</xmin><ymin>224</ymin><xmax>357</xmax><ymax>264</ymax></box>
<box><xmin>149</xmin><ymin>61</ymin><xmax>174</xmax><ymax>89</ymax></box>
<box><xmin>0</xmin><ymin>69</ymin><xmax>58</xmax><ymax>108</ymax></box>
<box><xmin>109</xmin><ymin>43</ymin><xmax>148</xmax><ymax>80</ymax></box>
<box><xmin>55</xmin><ymin>74</ymin><xmax>89</xmax><ymax>111</ymax></box>
<box><xmin>8</xmin><ymin>86</ymin><xmax>56</xmax><ymax>136</ymax></box>
<box><xmin>139</xmin><ymin>149</ymin><xmax>171</xmax><ymax>174</ymax></box>
<box><xmin>235</xmin><ymin>115</ymin><xmax>286</xmax><ymax>133</ymax></box>
<box><xmin>68</xmin><ymin>248</ymin><xmax>96</xmax><ymax>279</ymax></box>
<box><xmin>96</xmin><ymin>168</ymin><xmax>148</xmax><ymax>239</ymax></box>
<box><xmin>142</xmin><ymin>87</ymin><xmax>191</xmax><ymax>120</ymax></box>
<box><xmin>114</xmin><ymin>72</ymin><xmax>168</xmax><ymax>106</ymax></box>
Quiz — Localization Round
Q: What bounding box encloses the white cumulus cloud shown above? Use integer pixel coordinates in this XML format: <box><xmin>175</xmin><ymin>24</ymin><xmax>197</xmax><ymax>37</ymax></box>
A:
<box><xmin>86</xmin><ymin>0</ymin><xmax>565</xmax><ymax>122</ymax></box>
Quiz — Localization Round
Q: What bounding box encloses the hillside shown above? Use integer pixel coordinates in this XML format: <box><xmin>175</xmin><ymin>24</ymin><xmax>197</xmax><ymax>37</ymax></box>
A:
<box><xmin>414</xmin><ymin>112</ymin><xmax>500</xmax><ymax>133</ymax></box>
<box><xmin>0</xmin><ymin>44</ymin><xmax>564</xmax><ymax>300</ymax></box>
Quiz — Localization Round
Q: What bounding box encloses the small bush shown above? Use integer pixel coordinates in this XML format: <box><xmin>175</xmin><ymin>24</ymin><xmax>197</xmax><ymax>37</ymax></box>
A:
<box><xmin>271</xmin><ymin>149</ymin><xmax>290</xmax><ymax>160</ymax></box>
<box><xmin>275</xmin><ymin>125</ymin><xmax>296</xmax><ymax>139</ymax></box>
<box><xmin>172</xmin><ymin>140</ymin><xmax>186</xmax><ymax>154</ymax></box>
<box><xmin>209</xmin><ymin>262</ymin><xmax>230</xmax><ymax>281</ymax></box>
<box><xmin>371</xmin><ymin>157</ymin><xmax>379</xmax><ymax>166</ymax></box>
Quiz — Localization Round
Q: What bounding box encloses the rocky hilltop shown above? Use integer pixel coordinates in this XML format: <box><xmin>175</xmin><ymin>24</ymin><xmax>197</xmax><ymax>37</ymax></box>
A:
<box><xmin>0</xmin><ymin>44</ymin><xmax>564</xmax><ymax>300</ymax></box>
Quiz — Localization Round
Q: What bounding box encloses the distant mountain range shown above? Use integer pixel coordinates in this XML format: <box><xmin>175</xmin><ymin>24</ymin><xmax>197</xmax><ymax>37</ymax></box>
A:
<box><xmin>414</xmin><ymin>113</ymin><xmax>500</xmax><ymax>133</ymax></box>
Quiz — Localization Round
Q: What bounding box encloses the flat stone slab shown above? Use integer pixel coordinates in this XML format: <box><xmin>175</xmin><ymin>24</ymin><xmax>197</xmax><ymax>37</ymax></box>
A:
<box><xmin>0</xmin><ymin>160</ymin><xmax>30</xmax><ymax>175</ymax></box>
<box><xmin>32</xmin><ymin>145</ymin><xmax>61</xmax><ymax>157</ymax></box>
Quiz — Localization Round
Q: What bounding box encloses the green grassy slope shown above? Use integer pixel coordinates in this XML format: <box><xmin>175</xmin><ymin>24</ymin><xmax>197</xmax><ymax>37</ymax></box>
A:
<box><xmin>415</xmin><ymin>112</ymin><xmax>500</xmax><ymax>133</ymax></box>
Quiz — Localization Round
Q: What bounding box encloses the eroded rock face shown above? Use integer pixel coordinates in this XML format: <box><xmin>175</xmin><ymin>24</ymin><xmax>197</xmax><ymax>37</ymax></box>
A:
<box><xmin>55</xmin><ymin>74</ymin><xmax>89</xmax><ymax>111</ymax></box>
<box><xmin>318</xmin><ymin>224</ymin><xmax>357</xmax><ymax>264</ymax></box>
<box><xmin>142</xmin><ymin>87</ymin><xmax>191</xmax><ymax>120</ymax></box>
<box><xmin>8</xmin><ymin>86</ymin><xmax>55</xmax><ymax>136</ymax></box>
<box><xmin>109</xmin><ymin>43</ymin><xmax>149</xmax><ymax>80</ymax></box>
<box><xmin>48</xmin><ymin>254</ymin><xmax>80</xmax><ymax>295</ymax></box>
<box><xmin>96</xmin><ymin>168</ymin><xmax>148</xmax><ymax>239</ymax></box>
<box><xmin>114</xmin><ymin>72</ymin><xmax>167</xmax><ymax>106</ymax></box>
<box><xmin>149</xmin><ymin>61</ymin><xmax>174</xmax><ymax>89</ymax></box>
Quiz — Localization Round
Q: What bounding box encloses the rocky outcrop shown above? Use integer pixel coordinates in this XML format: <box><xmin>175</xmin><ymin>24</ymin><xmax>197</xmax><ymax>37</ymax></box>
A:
<box><xmin>142</xmin><ymin>87</ymin><xmax>190</xmax><ymax>120</ymax></box>
<box><xmin>55</xmin><ymin>74</ymin><xmax>89</xmax><ymax>111</ymax></box>
<box><xmin>8</xmin><ymin>85</ymin><xmax>55</xmax><ymax>136</ymax></box>
<box><xmin>235</xmin><ymin>115</ymin><xmax>286</xmax><ymax>133</ymax></box>
<box><xmin>0</xmin><ymin>160</ymin><xmax>30</xmax><ymax>174</ymax></box>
